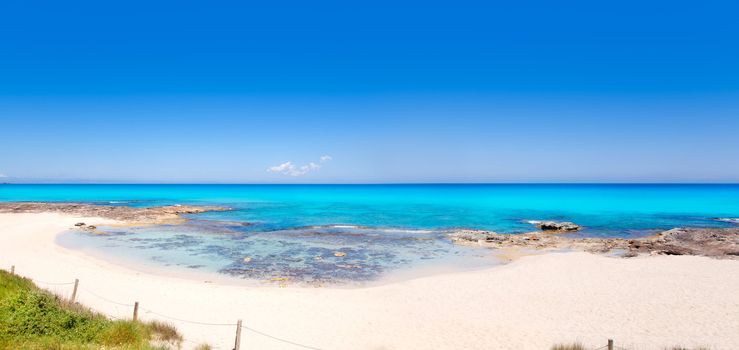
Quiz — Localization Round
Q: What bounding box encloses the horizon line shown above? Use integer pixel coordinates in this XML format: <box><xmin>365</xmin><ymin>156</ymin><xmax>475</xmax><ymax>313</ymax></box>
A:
<box><xmin>3</xmin><ymin>182</ymin><xmax>739</xmax><ymax>186</ymax></box>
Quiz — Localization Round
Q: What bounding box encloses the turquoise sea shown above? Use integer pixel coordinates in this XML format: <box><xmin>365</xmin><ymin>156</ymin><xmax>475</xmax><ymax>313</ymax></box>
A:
<box><xmin>2</xmin><ymin>184</ymin><xmax>738</xmax><ymax>284</ymax></box>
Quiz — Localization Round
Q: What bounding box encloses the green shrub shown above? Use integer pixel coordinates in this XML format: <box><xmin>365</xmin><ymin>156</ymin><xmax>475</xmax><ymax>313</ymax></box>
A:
<box><xmin>0</xmin><ymin>270</ymin><xmax>181</xmax><ymax>349</ymax></box>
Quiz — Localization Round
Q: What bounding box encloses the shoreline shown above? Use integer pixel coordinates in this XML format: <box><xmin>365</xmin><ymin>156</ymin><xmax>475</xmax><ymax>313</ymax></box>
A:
<box><xmin>3</xmin><ymin>202</ymin><xmax>738</xmax><ymax>260</ymax></box>
<box><xmin>5</xmin><ymin>201</ymin><xmax>739</xmax><ymax>288</ymax></box>
<box><xmin>1</xmin><ymin>212</ymin><xmax>739</xmax><ymax>349</ymax></box>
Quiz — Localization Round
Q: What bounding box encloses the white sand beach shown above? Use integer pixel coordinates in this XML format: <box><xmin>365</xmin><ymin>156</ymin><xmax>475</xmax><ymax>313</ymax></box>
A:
<box><xmin>1</xmin><ymin>212</ymin><xmax>738</xmax><ymax>350</ymax></box>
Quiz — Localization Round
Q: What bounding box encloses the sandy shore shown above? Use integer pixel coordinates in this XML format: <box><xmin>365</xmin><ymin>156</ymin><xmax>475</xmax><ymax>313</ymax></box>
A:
<box><xmin>1</xmin><ymin>213</ymin><xmax>738</xmax><ymax>350</ymax></box>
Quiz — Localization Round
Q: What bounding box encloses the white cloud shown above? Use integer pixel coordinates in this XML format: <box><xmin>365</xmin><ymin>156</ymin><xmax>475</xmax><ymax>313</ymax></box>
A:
<box><xmin>0</xmin><ymin>174</ymin><xmax>7</xmax><ymax>178</ymax></box>
<box><xmin>267</xmin><ymin>162</ymin><xmax>294</xmax><ymax>173</ymax></box>
<box><xmin>267</xmin><ymin>156</ymin><xmax>332</xmax><ymax>177</ymax></box>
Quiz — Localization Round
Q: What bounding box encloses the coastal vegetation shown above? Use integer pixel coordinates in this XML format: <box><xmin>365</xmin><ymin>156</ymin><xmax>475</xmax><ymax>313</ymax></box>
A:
<box><xmin>0</xmin><ymin>270</ymin><xmax>181</xmax><ymax>349</ymax></box>
<box><xmin>551</xmin><ymin>343</ymin><xmax>587</xmax><ymax>350</ymax></box>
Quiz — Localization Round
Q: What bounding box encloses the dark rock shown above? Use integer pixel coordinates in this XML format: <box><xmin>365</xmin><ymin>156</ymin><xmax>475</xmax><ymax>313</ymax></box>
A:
<box><xmin>537</xmin><ymin>221</ymin><xmax>581</xmax><ymax>231</ymax></box>
<box><xmin>484</xmin><ymin>235</ymin><xmax>506</xmax><ymax>243</ymax></box>
<box><xmin>449</xmin><ymin>230</ymin><xmax>496</xmax><ymax>243</ymax></box>
<box><xmin>74</xmin><ymin>222</ymin><xmax>86</xmax><ymax>227</ymax></box>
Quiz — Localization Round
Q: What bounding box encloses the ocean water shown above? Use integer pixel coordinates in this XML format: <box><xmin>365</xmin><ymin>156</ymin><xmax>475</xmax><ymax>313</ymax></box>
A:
<box><xmin>2</xmin><ymin>184</ymin><xmax>738</xmax><ymax>284</ymax></box>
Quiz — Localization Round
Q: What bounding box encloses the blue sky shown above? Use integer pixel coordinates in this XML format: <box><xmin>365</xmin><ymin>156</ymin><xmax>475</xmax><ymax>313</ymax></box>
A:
<box><xmin>1</xmin><ymin>0</ymin><xmax>738</xmax><ymax>183</ymax></box>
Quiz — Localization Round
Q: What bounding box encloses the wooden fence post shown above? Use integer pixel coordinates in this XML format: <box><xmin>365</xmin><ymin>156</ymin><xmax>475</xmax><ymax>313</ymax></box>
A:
<box><xmin>607</xmin><ymin>339</ymin><xmax>614</xmax><ymax>350</ymax></box>
<box><xmin>10</xmin><ymin>265</ymin><xmax>14</xmax><ymax>275</ymax></box>
<box><xmin>234</xmin><ymin>319</ymin><xmax>242</xmax><ymax>350</ymax></box>
<box><xmin>133</xmin><ymin>302</ymin><xmax>139</xmax><ymax>321</ymax></box>
<box><xmin>71</xmin><ymin>279</ymin><xmax>79</xmax><ymax>303</ymax></box>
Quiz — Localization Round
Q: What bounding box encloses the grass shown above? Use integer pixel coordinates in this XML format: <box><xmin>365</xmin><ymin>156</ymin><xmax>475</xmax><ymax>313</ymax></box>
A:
<box><xmin>0</xmin><ymin>270</ymin><xmax>182</xmax><ymax>349</ymax></box>
<box><xmin>551</xmin><ymin>343</ymin><xmax>587</xmax><ymax>350</ymax></box>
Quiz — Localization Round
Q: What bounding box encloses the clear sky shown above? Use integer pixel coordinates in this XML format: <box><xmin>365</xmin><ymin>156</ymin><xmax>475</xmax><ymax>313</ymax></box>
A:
<box><xmin>1</xmin><ymin>0</ymin><xmax>738</xmax><ymax>183</ymax></box>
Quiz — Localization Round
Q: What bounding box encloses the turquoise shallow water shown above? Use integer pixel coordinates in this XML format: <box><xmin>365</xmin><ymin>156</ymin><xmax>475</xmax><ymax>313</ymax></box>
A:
<box><xmin>3</xmin><ymin>184</ymin><xmax>739</xmax><ymax>233</ymax></box>
<box><xmin>3</xmin><ymin>184</ymin><xmax>738</xmax><ymax>283</ymax></box>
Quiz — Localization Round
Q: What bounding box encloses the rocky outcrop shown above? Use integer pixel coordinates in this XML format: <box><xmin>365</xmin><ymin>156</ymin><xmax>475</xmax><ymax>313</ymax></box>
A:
<box><xmin>448</xmin><ymin>227</ymin><xmax>739</xmax><ymax>259</ymax></box>
<box><xmin>0</xmin><ymin>202</ymin><xmax>230</xmax><ymax>225</ymax></box>
<box><xmin>449</xmin><ymin>230</ymin><xmax>497</xmax><ymax>243</ymax></box>
<box><xmin>532</xmin><ymin>221</ymin><xmax>581</xmax><ymax>232</ymax></box>
<box><xmin>626</xmin><ymin>228</ymin><xmax>739</xmax><ymax>257</ymax></box>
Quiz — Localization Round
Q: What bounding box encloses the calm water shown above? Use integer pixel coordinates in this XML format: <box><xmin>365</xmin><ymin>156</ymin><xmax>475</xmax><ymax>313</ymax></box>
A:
<box><xmin>2</xmin><ymin>184</ymin><xmax>738</xmax><ymax>284</ymax></box>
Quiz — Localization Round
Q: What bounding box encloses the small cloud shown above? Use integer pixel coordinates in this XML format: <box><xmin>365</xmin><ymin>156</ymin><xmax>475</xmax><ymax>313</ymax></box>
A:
<box><xmin>267</xmin><ymin>156</ymin><xmax>332</xmax><ymax>177</ymax></box>
<box><xmin>267</xmin><ymin>162</ymin><xmax>294</xmax><ymax>173</ymax></box>
<box><xmin>0</xmin><ymin>174</ymin><xmax>7</xmax><ymax>178</ymax></box>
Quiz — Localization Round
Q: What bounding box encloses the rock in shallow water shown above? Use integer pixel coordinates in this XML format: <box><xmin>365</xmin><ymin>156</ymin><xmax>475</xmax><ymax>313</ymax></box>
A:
<box><xmin>537</xmin><ymin>221</ymin><xmax>581</xmax><ymax>232</ymax></box>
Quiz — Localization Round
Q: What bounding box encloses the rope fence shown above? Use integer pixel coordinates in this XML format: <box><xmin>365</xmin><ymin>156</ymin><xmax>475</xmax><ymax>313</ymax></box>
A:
<box><xmin>30</xmin><ymin>278</ymin><xmax>76</xmax><ymax>286</ymax></box>
<box><xmin>4</xmin><ymin>264</ymin><xmax>636</xmax><ymax>350</ymax></box>
<box><xmin>80</xmin><ymin>286</ymin><xmax>136</xmax><ymax>307</ymax></box>
<box><xmin>240</xmin><ymin>324</ymin><xmax>324</xmax><ymax>350</ymax></box>
<box><xmin>141</xmin><ymin>308</ymin><xmax>238</xmax><ymax>327</ymax></box>
<box><xmin>4</xmin><ymin>264</ymin><xmax>325</xmax><ymax>350</ymax></box>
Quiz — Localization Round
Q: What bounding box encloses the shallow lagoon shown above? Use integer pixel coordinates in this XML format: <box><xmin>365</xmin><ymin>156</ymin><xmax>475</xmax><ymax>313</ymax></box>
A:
<box><xmin>58</xmin><ymin>220</ymin><xmax>498</xmax><ymax>285</ymax></box>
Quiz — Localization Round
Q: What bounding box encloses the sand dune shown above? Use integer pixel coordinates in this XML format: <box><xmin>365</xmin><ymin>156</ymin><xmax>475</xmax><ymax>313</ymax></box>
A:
<box><xmin>1</xmin><ymin>213</ymin><xmax>738</xmax><ymax>350</ymax></box>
